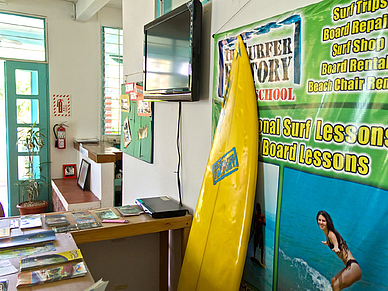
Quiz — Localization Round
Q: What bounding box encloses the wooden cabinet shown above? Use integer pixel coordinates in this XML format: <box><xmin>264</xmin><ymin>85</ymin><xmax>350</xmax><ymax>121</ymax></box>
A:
<box><xmin>52</xmin><ymin>187</ymin><xmax>66</xmax><ymax>212</ymax></box>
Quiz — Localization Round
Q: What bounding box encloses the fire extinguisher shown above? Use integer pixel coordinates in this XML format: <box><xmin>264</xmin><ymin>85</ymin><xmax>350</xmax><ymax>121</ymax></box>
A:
<box><xmin>53</xmin><ymin>123</ymin><xmax>68</xmax><ymax>149</ymax></box>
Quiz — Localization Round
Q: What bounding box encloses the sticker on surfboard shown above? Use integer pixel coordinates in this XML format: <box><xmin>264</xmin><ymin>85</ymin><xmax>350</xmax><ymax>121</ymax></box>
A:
<box><xmin>212</xmin><ymin>147</ymin><xmax>239</xmax><ymax>185</ymax></box>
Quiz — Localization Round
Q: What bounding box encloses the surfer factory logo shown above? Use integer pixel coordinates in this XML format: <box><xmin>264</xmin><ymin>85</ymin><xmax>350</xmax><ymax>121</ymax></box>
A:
<box><xmin>212</xmin><ymin>147</ymin><xmax>239</xmax><ymax>185</ymax></box>
<box><xmin>217</xmin><ymin>15</ymin><xmax>301</xmax><ymax>102</ymax></box>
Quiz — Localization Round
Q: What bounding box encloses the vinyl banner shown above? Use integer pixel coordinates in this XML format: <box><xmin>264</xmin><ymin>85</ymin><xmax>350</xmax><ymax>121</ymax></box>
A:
<box><xmin>212</xmin><ymin>0</ymin><xmax>388</xmax><ymax>290</ymax></box>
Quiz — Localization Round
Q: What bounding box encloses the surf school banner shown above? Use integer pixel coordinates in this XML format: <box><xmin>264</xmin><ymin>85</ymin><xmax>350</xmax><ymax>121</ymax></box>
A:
<box><xmin>213</xmin><ymin>0</ymin><xmax>388</xmax><ymax>290</ymax></box>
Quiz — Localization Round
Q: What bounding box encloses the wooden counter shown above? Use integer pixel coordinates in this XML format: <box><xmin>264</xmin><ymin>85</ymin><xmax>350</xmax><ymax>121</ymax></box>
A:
<box><xmin>1</xmin><ymin>208</ymin><xmax>192</xmax><ymax>291</ymax></box>
<box><xmin>40</xmin><ymin>207</ymin><xmax>192</xmax><ymax>260</ymax></box>
<box><xmin>74</xmin><ymin>141</ymin><xmax>122</xmax><ymax>164</ymax></box>
<box><xmin>51</xmin><ymin>179</ymin><xmax>101</xmax><ymax>211</ymax></box>
<box><xmin>70</xmin><ymin>209</ymin><xmax>192</xmax><ymax>252</ymax></box>
<box><xmin>44</xmin><ymin>207</ymin><xmax>192</xmax><ymax>291</ymax></box>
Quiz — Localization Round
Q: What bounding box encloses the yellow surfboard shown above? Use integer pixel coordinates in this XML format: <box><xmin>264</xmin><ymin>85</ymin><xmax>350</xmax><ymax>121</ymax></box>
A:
<box><xmin>178</xmin><ymin>35</ymin><xmax>259</xmax><ymax>291</ymax></box>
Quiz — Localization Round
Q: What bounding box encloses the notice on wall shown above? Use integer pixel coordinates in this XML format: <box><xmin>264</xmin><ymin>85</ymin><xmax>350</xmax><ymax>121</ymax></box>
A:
<box><xmin>213</xmin><ymin>0</ymin><xmax>388</xmax><ymax>290</ymax></box>
<box><xmin>120</xmin><ymin>83</ymin><xmax>154</xmax><ymax>164</ymax></box>
<box><xmin>52</xmin><ymin>94</ymin><xmax>71</xmax><ymax>117</ymax></box>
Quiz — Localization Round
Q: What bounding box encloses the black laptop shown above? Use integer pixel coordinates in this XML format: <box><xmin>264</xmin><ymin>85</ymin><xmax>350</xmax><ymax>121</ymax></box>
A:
<box><xmin>135</xmin><ymin>196</ymin><xmax>188</xmax><ymax>218</ymax></box>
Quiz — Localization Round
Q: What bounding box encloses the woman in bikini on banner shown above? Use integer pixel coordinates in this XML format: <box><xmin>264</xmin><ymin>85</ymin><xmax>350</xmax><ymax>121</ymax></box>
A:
<box><xmin>316</xmin><ymin>210</ymin><xmax>362</xmax><ymax>290</ymax></box>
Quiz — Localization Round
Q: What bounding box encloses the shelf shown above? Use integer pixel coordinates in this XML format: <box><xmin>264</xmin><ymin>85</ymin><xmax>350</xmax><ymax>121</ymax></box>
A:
<box><xmin>51</xmin><ymin>179</ymin><xmax>101</xmax><ymax>211</ymax></box>
<box><xmin>74</xmin><ymin>141</ymin><xmax>122</xmax><ymax>163</ymax></box>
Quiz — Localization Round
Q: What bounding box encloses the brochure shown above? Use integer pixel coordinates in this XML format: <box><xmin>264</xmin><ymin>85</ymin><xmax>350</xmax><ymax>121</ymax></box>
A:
<box><xmin>20</xmin><ymin>249</ymin><xmax>83</xmax><ymax>271</ymax></box>
<box><xmin>115</xmin><ymin>205</ymin><xmax>144</xmax><ymax>217</ymax></box>
<box><xmin>20</xmin><ymin>214</ymin><xmax>42</xmax><ymax>229</ymax></box>
<box><xmin>17</xmin><ymin>262</ymin><xmax>87</xmax><ymax>287</ymax></box>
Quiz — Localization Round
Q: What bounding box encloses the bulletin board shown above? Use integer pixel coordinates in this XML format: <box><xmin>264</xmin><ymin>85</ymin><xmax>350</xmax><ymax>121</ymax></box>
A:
<box><xmin>120</xmin><ymin>82</ymin><xmax>154</xmax><ymax>163</ymax></box>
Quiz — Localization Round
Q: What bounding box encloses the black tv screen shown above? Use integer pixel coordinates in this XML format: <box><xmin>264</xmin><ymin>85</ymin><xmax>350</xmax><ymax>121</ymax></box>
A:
<box><xmin>143</xmin><ymin>0</ymin><xmax>202</xmax><ymax>101</ymax></box>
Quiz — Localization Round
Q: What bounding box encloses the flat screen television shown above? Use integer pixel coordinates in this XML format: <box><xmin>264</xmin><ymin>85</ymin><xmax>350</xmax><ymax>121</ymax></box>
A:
<box><xmin>143</xmin><ymin>0</ymin><xmax>202</xmax><ymax>102</ymax></box>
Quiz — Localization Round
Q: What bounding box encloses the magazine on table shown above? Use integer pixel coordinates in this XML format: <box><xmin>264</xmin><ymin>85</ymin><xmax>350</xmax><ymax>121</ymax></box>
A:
<box><xmin>53</xmin><ymin>224</ymin><xmax>78</xmax><ymax>233</ymax></box>
<box><xmin>72</xmin><ymin>211</ymin><xmax>102</xmax><ymax>229</ymax></box>
<box><xmin>115</xmin><ymin>205</ymin><xmax>144</xmax><ymax>217</ymax></box>
<box><xmin>20</xmin><ymin>249</ymin><xmax>83</xmax><ymax>271</ymax></box>
<box><xmin>72</xmin><ymin>211</ymin><xmax>97</xmax><ymax>224</ymax></box>
<box><xmin>44</xmin><ymin>213</ymin><xmax>70</xmax><ymax>227</ymax></box>
<box><xmin>77</xmin><ymin>222</ymin><xmax>102</xmax><ymax>230</ymax></box>
<box><xmin>0</xmin><ymin>230</ymin><xmax>56</xmax><ymax>249</ymax></box>
<box><xmin>0</xmin><ymin>243</ymin><xmax>55</xmax><ymax>260</ymax></box>
<box><xmin>0</xmin><ymin>218</ymin><xmax>19</xmax><ymax>229</ymax></box>
<box><xmin>93</xmin><ymin>208</ymin><xmax>119</xmax><ymax>220</ymax></box>
<box><xmin>20</xmin><ymin>214</ymin><xmax>42</xmax><ymax>229</ymax></box>
<box><xmin>16</xmin><ymin>261</ymin><xmax>87</xmax><ymax>287</ymax></box>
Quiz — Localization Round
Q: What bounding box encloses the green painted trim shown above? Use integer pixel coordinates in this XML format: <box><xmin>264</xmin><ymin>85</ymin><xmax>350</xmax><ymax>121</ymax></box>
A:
<box><xmin>155</xmin><ymin>0</ymin><xmax>173</xmax><ymax>17</ymax></box>
<box><xmin>44</xmin><ymin>18</ymin><xmax>48</xmax><ymax>62</ymax></box>
<box><xmin>5</xmin><ymin>61</ymin><xmax>50</xmax><ymax>216</ymax></box>
<box><xmin>101</xmin><ymin>26</ymin><xmax>123</xmax><ymax>136</ymax></box>
<box><xmin>101</xmin><ymin>26</ymin><xmax>106</xmax><ymax>136</ymax></box>
<box><xmin>155</xmin><ymin>0</ymin><xmax>160</xmax><ymax>18</ymax></box>
<box><xmin>272</xmin><ymin>165</ymin><xmax>284</xmax><ymax>291</ymax></box>
<box><xmin>0</xmin><ymin>11</ymin><xmax>47</xmax><ymax>63</ymax></box>
<box><xmin>164</xmin><ymin>0</ymin><xmax>172</xmax><ymax>14</ymax></box>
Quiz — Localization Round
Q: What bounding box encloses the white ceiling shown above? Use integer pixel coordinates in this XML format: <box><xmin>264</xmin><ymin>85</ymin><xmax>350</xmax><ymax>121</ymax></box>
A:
<box><xmin>58</xmin><ymin>0</ymin><xmax>121</xmax><ymax>9</ymax></box>
<box><xmin>104</xmin><ymin>0</ymin><xmax>122</xmax><ymax>9</ymax></box>
<box><xmin>57</xmin><ymin>0</ymin><xmax>122</xmax><ymax>21</ymax></box>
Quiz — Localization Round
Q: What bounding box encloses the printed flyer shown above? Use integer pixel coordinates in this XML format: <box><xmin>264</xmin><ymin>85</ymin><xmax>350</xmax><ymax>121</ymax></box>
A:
<box><xmin>213</xmin><ymin>0</ymin><xmax>388</xmax><ymax>290</ymax></box>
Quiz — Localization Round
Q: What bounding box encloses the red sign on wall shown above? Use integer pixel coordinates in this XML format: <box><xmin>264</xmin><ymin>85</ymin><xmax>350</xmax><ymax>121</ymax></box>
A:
<box><xmin>52</xmin><ymin>94</ymin><xmax>71</xmax><ymax>117</ymax></box>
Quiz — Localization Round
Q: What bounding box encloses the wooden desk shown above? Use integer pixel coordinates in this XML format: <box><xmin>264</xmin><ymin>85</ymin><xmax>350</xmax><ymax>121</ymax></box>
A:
<box><xmin>1</xmin><ymin>208</ymin><xmax>191</xmax><ymax>290</ymax></box>
<box><xmin>3</xmin><ymin>233</ymin><xmax>95</xmax><ymax>291</ymax></box>
<box><xmin>46</xmin><ymin>208</ymin><xmax>192</xmax><ymax>291</ymax></box>
<box><xmin>70</xmin><ymin>210</ymin><xmax>191</xmax><ymax>248</ymax></box>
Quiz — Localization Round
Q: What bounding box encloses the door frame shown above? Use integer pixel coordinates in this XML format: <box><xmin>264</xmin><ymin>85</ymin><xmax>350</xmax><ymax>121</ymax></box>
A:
<box><xmin>5</xmin><ymin>61</ymin><xmax>51</xmax><ymax>216</ymax></box>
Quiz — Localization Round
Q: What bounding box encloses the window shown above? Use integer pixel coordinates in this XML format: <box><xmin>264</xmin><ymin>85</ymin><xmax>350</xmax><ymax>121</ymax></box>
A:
<box><xmin>0</xmin><ymin>12</ymin><xmax>47</xmax><ymax>62</ymax></box>
<box><xmin>0</xmin><ymin>12</ymin><xmax>47</xmax><ymax>216</ymax></box>
<box><xmin>155</xmin><ymin>0</ymin><xmax>211</xmax><ymax>17</ymax></box>
<box><xmin>102</xmin><ymin>27</ymin><xmax>123</xmax><ymax>135</ymax></box>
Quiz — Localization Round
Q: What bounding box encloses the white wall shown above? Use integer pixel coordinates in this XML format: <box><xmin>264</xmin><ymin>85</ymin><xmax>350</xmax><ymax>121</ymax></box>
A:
<box><xmin>1</xmin><ymin>0</ymin><xmax>328</xmax><ymax>289</ymax></box>
<box><xmin>122</xmin><ymin>0</ymin><xmax>212</xmax><ymax>213</ymax></box>
<box><xmin>1</xmin><ymin>0</ymin><xmax>325</xmax><ymax>210</ymax></box>
<box><xmin>1</xmin><ymin>0</ymin><xmax>122</xmax><ymax>179</ymax></box>
<box><xmin>211</xmin><ymin>0</ymin><xmax>322</xmax><ymax>33</ymax></box>
<box><xmin>122</xmin><ymin>0</ymin><xmax>322</xmax><ymax>213</ymax></box>
<box><xmin>2</xmin><ymin>0</ymin><xmax>323</xmax><ymax>213</ymax></box>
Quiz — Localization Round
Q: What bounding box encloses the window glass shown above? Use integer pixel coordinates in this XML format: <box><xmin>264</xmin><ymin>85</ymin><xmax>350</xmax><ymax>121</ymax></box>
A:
<box><xmin>0</xmin><ymin>12</ymin><xmax>46</xmax><ymax>62</ymax></box>
<box><xmin>102</xmin><ymin>27</ymin><xmax>123</xmax><ymax>135</ymax></box>
<box><xmin>17</xmin><ymin>155</ymin><xmax>40</xmax><ymax>180</ymax></box>
<box><xmin>16</xmin><ymin>99</ymin><xmax>39</xmax><ymax>124</ymax></box>
<box><xmin>17</xmin><ymin>127</ymin><xmax>41</xmax><ymax>152</ymax></box>
<box><xmin>15</xmin><ymin>69</ymin><xmax>39</xmax><ymax>95</ymax></box>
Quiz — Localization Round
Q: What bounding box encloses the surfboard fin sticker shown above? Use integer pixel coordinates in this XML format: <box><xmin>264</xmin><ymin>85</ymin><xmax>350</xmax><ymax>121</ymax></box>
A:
<box><xmin>212</xmin><ymin>147</ymin><xmax>239</xmax><ymax>185</ymax></box>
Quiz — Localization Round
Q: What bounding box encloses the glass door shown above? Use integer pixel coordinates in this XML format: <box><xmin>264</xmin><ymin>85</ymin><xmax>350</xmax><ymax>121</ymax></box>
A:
<box><xmin>5</xmin><ymin>61</ymin><xmax>50</xmax><ymax>216</ymax></box>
